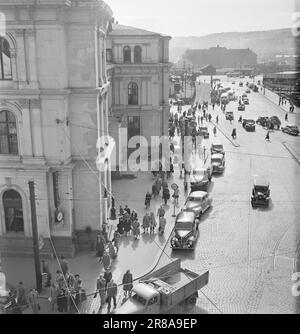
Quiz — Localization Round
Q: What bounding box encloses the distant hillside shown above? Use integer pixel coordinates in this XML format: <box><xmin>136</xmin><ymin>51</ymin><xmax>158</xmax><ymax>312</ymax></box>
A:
<box><xmin>170</xmin><ymin>28</ymin><xmax>295</xmax><ymax>63</ymax></box>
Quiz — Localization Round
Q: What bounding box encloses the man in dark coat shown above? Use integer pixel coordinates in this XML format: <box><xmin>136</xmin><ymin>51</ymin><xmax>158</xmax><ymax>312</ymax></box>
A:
<box><xmin>122</xmin><ymin>270</ymin><xmax>133</xmax><ymax>298</ymax></box>
<box><xmin>107</xmin><ymin>279</ymin><xmax>118</xmax><ymax>314</ymax></box>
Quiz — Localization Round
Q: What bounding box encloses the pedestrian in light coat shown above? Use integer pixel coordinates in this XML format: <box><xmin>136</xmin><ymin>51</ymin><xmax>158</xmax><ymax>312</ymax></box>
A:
<box><xmin>96</xmin><ymin>275</ymin><xmax>106</xmax><ymax>308</ymax></box>
<box><xmin>149</xmin><ymin>212</ymin><xmax>157</xmax><ymax>234</ymax></box>
<box><xmin>122</xmin><ymin>270</ymin><xmax>133</xmax><ymax>298</ymax></box>
<box><xmin>113</xmin><ymin>230</ymin><xmax>121</xmax><ymax>254</ymax></box>
<box><xmin>17</xmin><ymin>282</ymin><xmax>27</xmax><ymax>308</ymax></box>
<box><xmin>142</xmin><ymin>213</ymin><xmax>151</xmax><ymax>234</ymax></box>
<box><xmin>159</xmin><ymin>216</ymin><xmax>167</xmax><ymax>235</ymax></box>
<box><xmin>102</xmin><ymin>250</ymin><xmax>111</xmax><ymax>271</ymax></box>
<box><xmin>49</xmin><ymin>281</ymin><xmax>57</xmax><ymax>312</ymax></box>
<box><xmin>59</xmin><ymin>256</ymin><xmax>69</xmax><ymax>277</ymax></box>
<box><xmin>27</xmin><ymin>289</ymin><xmax>40</xmax><ymax>314</ymax></box>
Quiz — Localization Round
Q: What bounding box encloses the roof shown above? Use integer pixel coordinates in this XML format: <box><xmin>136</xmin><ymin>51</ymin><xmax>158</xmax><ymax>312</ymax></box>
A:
<box><xmin>110</xmin><ymin>23</ymin><xmax>170</xmax><ymax>38</ymax></box>
<box><xmin>134</xmin><ymin>283</ymin><xmax>158</xmax><ymax>300</ymax></box>
<box><xmin>176</xmin><ymin>211</ymin><xmax>195</xmax><ymax>222</ymax></box>
<box><xmin>189</xmin><ymin>191</ymin><xmax>207</xmax><ymax>199</ymax></box>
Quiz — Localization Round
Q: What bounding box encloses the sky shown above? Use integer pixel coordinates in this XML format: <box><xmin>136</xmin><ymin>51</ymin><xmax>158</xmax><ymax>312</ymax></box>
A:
<box><xmin>105</xmin><ymin>0</ymin><xmax>296</xmax><ymax>37</ymax></box>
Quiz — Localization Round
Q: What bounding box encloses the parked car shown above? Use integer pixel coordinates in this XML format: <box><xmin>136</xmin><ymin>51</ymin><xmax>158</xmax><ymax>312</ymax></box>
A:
<box><xmin>282</xmin><ymin>124</ymin><xmax>299</xmax><ymax>136</ymax></box>
<box><xmin>171</xmin><ymin>211</ymin><xmax>200</xmax><ymax>250</ymax></box>
<box><xmin>190</xmin><ymin>167</ymin><xmax>212</xmax><ymax>192</ymax></box>
<box><xmin>183</xmin><ymin>191</ymin><xmax>212</xmax><ymax>218</ymax></box>
<box><xmin>238</xmin><ymin>104</ymin><xmax>245</xmax><ymax>111</ymax></box>
<box><xmin>243</xmin><ymin>98</ymin><xmax>249</xmax><ymax>105</ymax></box>
<box><xmin>252</xmin><ymin>85</ymin><xmax>258</xmax><ymax>92</ymax></box>
<box><xmin>211</xmin><ymin>153</ymin><xmax>225</xmax><ymax>174</ymax></box>
<box><xmin>246</xmin><ymin>89</ymin><xmax>251</xmax><ymax>94</ymax></box>
<box><xmin>199</xmin><ymin>127</ymin><xmax>210</xmax><ymax>139</ymax></box>
<box><xmin>251</xmin><ymin>176</ymin><xmax>270</xmax><ymax>208</ymax></box>
<box><xmin>226</xmin><ymin>111</ymin><xmax>234</xmax><ymax>120</ymax></box>
<box><xmin>211</xmin><ymin>142</ymin><xmax>225</xmax><ymax>156</ymax></box>
<box><xmin>243</xmin><ymin>119</ymin><xmax>256</xmax><ymax>132</ymax></box>
<box><xmin>239</xmin><ymin>82</ymin><xmax>243</xmax><ymax>87</ymax></box>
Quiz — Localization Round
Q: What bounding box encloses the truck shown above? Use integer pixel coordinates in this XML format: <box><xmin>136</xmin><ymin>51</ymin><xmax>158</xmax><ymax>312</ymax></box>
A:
<box><xmin>113</xmin><ymin>259</ymin><xmax>209</xmax><ymax>314</ymax></box>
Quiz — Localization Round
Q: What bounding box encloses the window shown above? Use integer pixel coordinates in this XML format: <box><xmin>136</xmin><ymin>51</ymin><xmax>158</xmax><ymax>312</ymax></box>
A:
<box><xmin>148</xmin><ymin>296</ymin><xmax>158</xmax><ymax>306</ymax></box>
<box><xmin>106</xmin><ymin>49</ymin><xmax>113</xmax><ymax>63</ymax></box>
<box><xmin>0</xmin><ymin>37</ymin><xmax>12</xmax><ymax>80</ymax></box>
<box><xmin>128</xmin><ymin>82</ymin><xmax>138</xmax><ymax>105</ymax></box>
<box><xmin>123</xmin><ymin>46</ymin><xmax>131</xmax><ymax>63</ymax></box>
<box><xmin>3</xmin><ymin>190</ymin><xmax>24</xmax><ymax>233</ymax></box>
<box><xmin>0</xmin><ymin>110</ymin><xmax>18</xmax><ymax>155</ymax></box>
<box><xmin>134</xmin><ymin>45</ymin><xmax>142</xmax><ymax>63</ymax></box>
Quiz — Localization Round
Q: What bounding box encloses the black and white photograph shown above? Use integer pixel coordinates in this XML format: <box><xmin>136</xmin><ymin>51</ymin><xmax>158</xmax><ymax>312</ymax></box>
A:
<box><xmin>0</xmin><ymin>0</ymin><xmax>299</xmax><ymax>318</ymax></box>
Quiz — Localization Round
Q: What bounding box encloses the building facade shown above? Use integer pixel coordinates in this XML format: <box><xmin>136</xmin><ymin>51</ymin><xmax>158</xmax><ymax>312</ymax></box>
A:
<box><xmin>107</xmin><ymin>24</ymin><xmax>172</xmax><ymax>167</ymax></box>
<box><xmin>0</xmin><ymin>0</ymin><xmax>114</xmax><ymax>257</ymax></box>
<box><xmin>183</xmin><ymin>46</ymin><xmax>257</xmax><ymax>70</ymax></box>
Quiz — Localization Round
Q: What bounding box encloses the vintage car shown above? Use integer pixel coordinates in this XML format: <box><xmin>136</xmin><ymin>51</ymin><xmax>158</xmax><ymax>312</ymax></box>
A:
<box><xmin>252</xmin><ymin>85</ymin><xmax>259</xmax><ymax>92</ymax></box>
<box><xmin>251</xmin><ymin>176</ymin><xmax>270</xmax><ymax>208</ymax></box>
<box><xmin>246</xmin><ymin>89</ymin><xmax>251</xmax><ymax>94</ymax></box>
<box><xmin>238</xmin><ymin>103</ymin><xmax>245</xmax><ymax>111</ymax></box>
<box><xmin>199</xmin><ymin>127</ymin><xmax>210</xmax><ymax>139</ymax></box>
<box><xmin>243</xmin><ymin>119</ymin><xmax>256</xmax><ymax>132</ymax></box>
<box><xmin>270</xmin><ymin>116</ymin><xmax>281</xmax><ymax>129</ymax></box>
<box><xmin>239</xmin><ymin>82</ymin><xmax>243</xmax><ymax>87</ymax></box>
<box><xmin>183</xmin><ymin>191</ymin><xmax>212</xmax><ymax>218</ymax></box>
<box><xmin>189</xmin><ymin>167</ymin><xmax>212</xmax><ymax>192</ymax></box>
<box><xmin>243</xmin><ymin>97</ymin><xmax>249</xmax><ymax>105</ymax></box>
<box><xmin>211</xmin><ymin>153</ymin><xmax>225</xmax><ymax>174</ymax></box>
<box><xmin>211</xmin><ymin>142</ymin><xmax>225</xmax><ymax>156</ymax></box>
<box><xmin>171</xmin><ymin>211</ymin><xmax>199</xmax><ymax>250</ymax></box>
<box><xmin>226</xmin><ymin>111</ymin><xmax>234</xmax><ymax>120</ymax></box>
<box><xmin>282</xmin><ymin>124</ymin><xmax>299</xmax><ymax>136</ymax></box>
<box><xmin>256</xmin><ymin>116</ymin><xmax>269</xmax><ymax>127</ymax></box>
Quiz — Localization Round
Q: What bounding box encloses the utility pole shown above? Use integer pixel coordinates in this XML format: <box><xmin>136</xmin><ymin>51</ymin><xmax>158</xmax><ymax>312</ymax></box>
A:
<box><xmin>28</xmin><ymin>181</ymin><xmax>42</xmax><ymax>293</ymax></box>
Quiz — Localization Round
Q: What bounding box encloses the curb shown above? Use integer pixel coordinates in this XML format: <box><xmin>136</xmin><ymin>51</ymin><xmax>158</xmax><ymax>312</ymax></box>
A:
<box><xmin>211</xmin><ymin>121</ymin><xmax>240</xmax><ymax>148</ymax></box>
<box><xmin>282</xmin><ymin>142</ymin><xmax>300</xmax><ymax>166</ymax></box>
<box><xmin>259</xmin><ymin>90</ymin><xmax>300</xmax><ymax>115</ymax></box>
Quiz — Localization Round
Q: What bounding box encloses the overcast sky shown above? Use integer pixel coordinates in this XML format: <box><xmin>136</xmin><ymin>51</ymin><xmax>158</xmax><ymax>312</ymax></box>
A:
<box><xmin>106</xmin><ymin>0</ymin><xmax>295</xmax><ymax>37</ymax></box>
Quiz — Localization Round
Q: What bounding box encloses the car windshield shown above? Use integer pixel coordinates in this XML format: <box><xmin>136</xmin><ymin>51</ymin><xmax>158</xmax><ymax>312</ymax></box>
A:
<box><xmin>254</xmin><ymin>186</ymin><xmax>269</xmax><ymax>193</ymax></box>
<box><xmin>175</xmin><ymin>221</ymin><xmax>193</xmax><ymax>230</ymax></box>
<box><xmin>132</xmin><ymin>293</ymin><xmax>147</xmax><ymax>306</ymax></box>
<box><xmin>247</xmin><ymin>120</ymin><xmax>255</xmax><ymax>125</ymax></box>
<box><xmin>212</xmin><ymin>158</ymin><xmax>222</xmax><ymax>163</ymax></box>
<box><xmin>188</xmin><ymin>197</ymin><xmax>202</xmax><ymax>202</ymax></box>
<box><xmin>213</xmin><ymin>145</ymin><xmax>223</xmax><ymax>150</ymax></box>
<box><xmin>193</xmin><ymin>169</ymin><xmax>205</xmax><ymax>176</ymax></box>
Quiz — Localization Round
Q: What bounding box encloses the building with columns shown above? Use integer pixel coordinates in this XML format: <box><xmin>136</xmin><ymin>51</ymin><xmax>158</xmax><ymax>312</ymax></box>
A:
<box><xmin>107</xmin><ymin>24</ymin><xmax>172</xmax><ymax>166</ymax></box>
<box><xmin>0</xmin><ymin>0</ymin><xmax>114</xmax><ymax>257</ymax></box>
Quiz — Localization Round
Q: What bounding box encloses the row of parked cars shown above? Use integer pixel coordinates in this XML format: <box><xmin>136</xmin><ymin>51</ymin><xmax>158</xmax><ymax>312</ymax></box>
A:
<box><xmin>256</xmin><ymin>116</ymin><xmax>299</xmax><ymax>135</ymax></box>
<box><xmin>170</xmin><ymin>142</ymin><xmax>226</xmax><ymax>250</ymax></box>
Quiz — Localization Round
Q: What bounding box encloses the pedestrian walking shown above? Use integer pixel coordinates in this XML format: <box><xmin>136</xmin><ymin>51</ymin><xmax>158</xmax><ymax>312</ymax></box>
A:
<box><xmin>59</xmin><ymin>256</ymin><xmax>69</xmax><ymax>277</ymax></box>
<box><xmin>172</xmin><ymin>187</ymin><xmax>179</xmax><ymax>205</ymax></box>
<box><xmin>41</xmin><ymin>260</ymin><xmax>52</xmax><ymax>288</ymax></box>
<box><xmin>16</xmin><ymin>282</ymin><xmax>27</xmax><ymax>309</ymax></box>
<box><xmin>49</xmin><ymin>282</ymin><xmax>57</xmax><ymax>312</ymax></box>
<box><xmin>285</xmin><ymin>113</ymin><xmax>288</xmax><ymax>121</ymax></box>
<box><xmin>145</xmin><ymin>191</ymin><xmax>152</xmax><ymax>210</ymax></box>
<box><xmin>162</xmin><ymin>186</ymin><xmax>170</xmax><ymax>205</ymax></box>
<box><xmin>96</xmin><ymin>275</ymin><xmax>106</xmax><ymax>308</ymax></box>
<box><xmin>107</xmin><ymin>279</ymin><xmax>118</xmax><ymax>314</ymax></box>
<box><xmin>132</xmin><ymin>220</ymin><xmax>141</xmax><ymax>240</ymax></box>
<box><xmin>216</xmin><ymin>116</ymin><xmax>219</xmax><ymax>124</ymax></box>
<box><xmin>102</xmin><ymin>250</ymin><xmax>111</xmax><ymax>271</ymax></box>
<box><xmin>57</xmin><ymin>288</ymin><xmax>68</xmax><ymax>313</ymax></box>
<box><xmin>265</xmin><ymin>131</ymin><xmax>270</xmax><ymax>142</ymax></box>
<box><xmin>231</xmin><ymin>128</ymin><xmax>237</xmax><ymax>140</ymax></box>
<box><xmin>142</xmin><ymin>213</ymin><xmax>151</xmax><ymax>234</ymax></box>
<box><xmin>124</xmin><ymin>205</ymin><xmax>131</xmax><ymax>215</ymax></box>
<box><xmin>159</xmin><ymin>216</ymin><xmax>167</xmax><ymax>235</ymax></box>
<box><xmin>213</xmin><ymin>126</ymin><xmax>217</xmax><ymax>137</ymax></box>
<box><xmin>96</xmin><ymin>234</ymin><xmax>106</xmax><ymax>260</ymax></box>
<box><xmin>112</xmin><ymin>230</ymin><xmax>121</xmax><ymax>254</ymax></box>
<box><xmin>157</xmin><ymin>205</ymin><xmax>165</xmax><ymax>219</ymax></box>
<box><xmin>27</xmin><ymin>289</ymin><xmax>40</xmax><ymax>314</ymax></box>
<box><xmin>123</xmin><ymin>213</ymin><xmax>131</xmax><ymax>237</ymax></box>
<box><xmin>122</xmin><ymin>270</ymin><xmax>133</xmax><ymax>299</ymax></box>
<box><xmin>104</xmin><ymin>269</ymin><xmax>113</xmax><ymax>291</ymax></box>
<box><xmin>149</xmin><ymin>212</ymin><xmax>157</xmax><ymax>234</ymax></box>
<box><xmin>108</xmin><ymin>241</ymin><xmax>117</xmax><ymax>260</ymax></box>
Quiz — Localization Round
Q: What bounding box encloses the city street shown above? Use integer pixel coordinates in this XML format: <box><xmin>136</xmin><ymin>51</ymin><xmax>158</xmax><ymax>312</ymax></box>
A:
<box><xmin>156</xmin><ymin>77</ymin><xmax>300</xmax><ymax>314</ymax></box>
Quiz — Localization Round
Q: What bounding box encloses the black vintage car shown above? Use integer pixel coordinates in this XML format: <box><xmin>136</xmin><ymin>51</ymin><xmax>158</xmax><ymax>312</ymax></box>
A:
<box><xmin>171</xmin><ymin>211</ymin><xmax>199</xmax><ymax>250</ymax></box>
<box><xmin>256</xmin><ymin>117</ymin><xmax>269</xmax><ymax>127</ymax></box>
<box><xmin>243</xmin><ymin>119</ymin><xmax>256</xmax><ymax>132</ymax></box>
<box><xmin>251</xmin><ymin>176</ymin><xmax>270</xmax><ymax>208</ymax></box>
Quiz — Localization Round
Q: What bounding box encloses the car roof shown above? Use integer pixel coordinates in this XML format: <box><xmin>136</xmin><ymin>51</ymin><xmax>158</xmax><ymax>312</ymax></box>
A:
<box><xmin>254</xmin><ymin>176</ymin><xmax>269</xmax><ymax>187</ymax></box>
<box><xmin>189</xmin><ymin>191</ymin><xmax>208</xmax><ymax>199</ymax></box>
<box><xmin>211</xmin><ymin>153</ymin><xmax>224</xmax><ymax>159</ymax></box>
<box><xmin>176</xmin><ymin>211</ymin><xmax>196</xmax><ymax>222</ymax></box>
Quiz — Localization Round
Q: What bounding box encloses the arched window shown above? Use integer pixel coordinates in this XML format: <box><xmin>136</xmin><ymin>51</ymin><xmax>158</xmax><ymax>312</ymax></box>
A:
<box><xmin>134</xmin><ymin>45</ymin><xmax>142</xmax><ymax>63</ymax></box>
<box><xmin>0</xmin><ymin>37</ymin><xmax>12</xmax><ymax>80</ymax></box>
<box><xmin>3</xmin><ymin>189</ymin><xmax>24</xmax><ymax>233</ymax></box>
<box><xmin>123</xmin><ymin>46</ymin><xmax>131</xmax><ymax>63</ymax></box>
<box><xmin>128</xmin><ymin>82</ymin><xmax>138</xmax><ymax>105</ymax></box>
<box><xmin>0</xmin><ymin>110</ymin><xmax>18</xmax><ymax>154</ymax></box>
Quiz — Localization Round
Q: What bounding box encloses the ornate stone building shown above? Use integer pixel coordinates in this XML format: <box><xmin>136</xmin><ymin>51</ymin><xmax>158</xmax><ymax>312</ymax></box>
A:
<box><xmin>107</xmin><ymin>23</ymin><xmax>172</xmax><ymax>166</ymax></box>
<box><xmin>0</xmin><ymin>0</ymin><xmax>114</xmax><ymax>257</ymax></box>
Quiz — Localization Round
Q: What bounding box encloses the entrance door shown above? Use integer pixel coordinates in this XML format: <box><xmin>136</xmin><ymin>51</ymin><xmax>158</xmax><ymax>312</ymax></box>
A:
<box><xmin>3</xmin><ymin>190</ymin><xmax>24</xmax><ymax>233</ymax></box>
<box><xmin>127</xmin><ymin>116</ymin><xmax>141</xmax><ymax>157</ymax></box>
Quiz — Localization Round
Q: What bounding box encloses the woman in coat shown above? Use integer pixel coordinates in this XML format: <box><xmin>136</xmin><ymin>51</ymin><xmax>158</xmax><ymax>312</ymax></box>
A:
<box><xmin>132</xmin><ymin>219</ymin><xmax>140</xmax><ymax>240</ymax></box>
<box><xmin>122</xmin><ymin>270</ymin><xmax>133</xmax><ymax>298</ymax></box>
<box><xmin>123</xmin><ymin>213</ymin><xmax>132</xmax><ymax>237</ymax></box>
<box><xmin>108</xmin><ymin>241</ymin><xmax>117</xmax><ymax>260</ymax></box>
<box><xmin>159</xmin><ymin>216</ymin><xmax>167</xmax><ymax>235</ymax></box>
<box><xmin>102</xmin><ymin>250</ymin><xmax>111</xmax><ymax>271</ymax></box>
<box><xmin>162</xmin><ymin>186</ymin><xmax>170</xmax><ymax>205</ymax></box>
<box><xmin>149</xmin><ymin>212</ymin><xmax>157</xmax><ymax>234</ymax></box>
<box><xmin>142</xmin><ymin>213</ymin><xmax>151</xmax><ymax>234</ymax></box>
